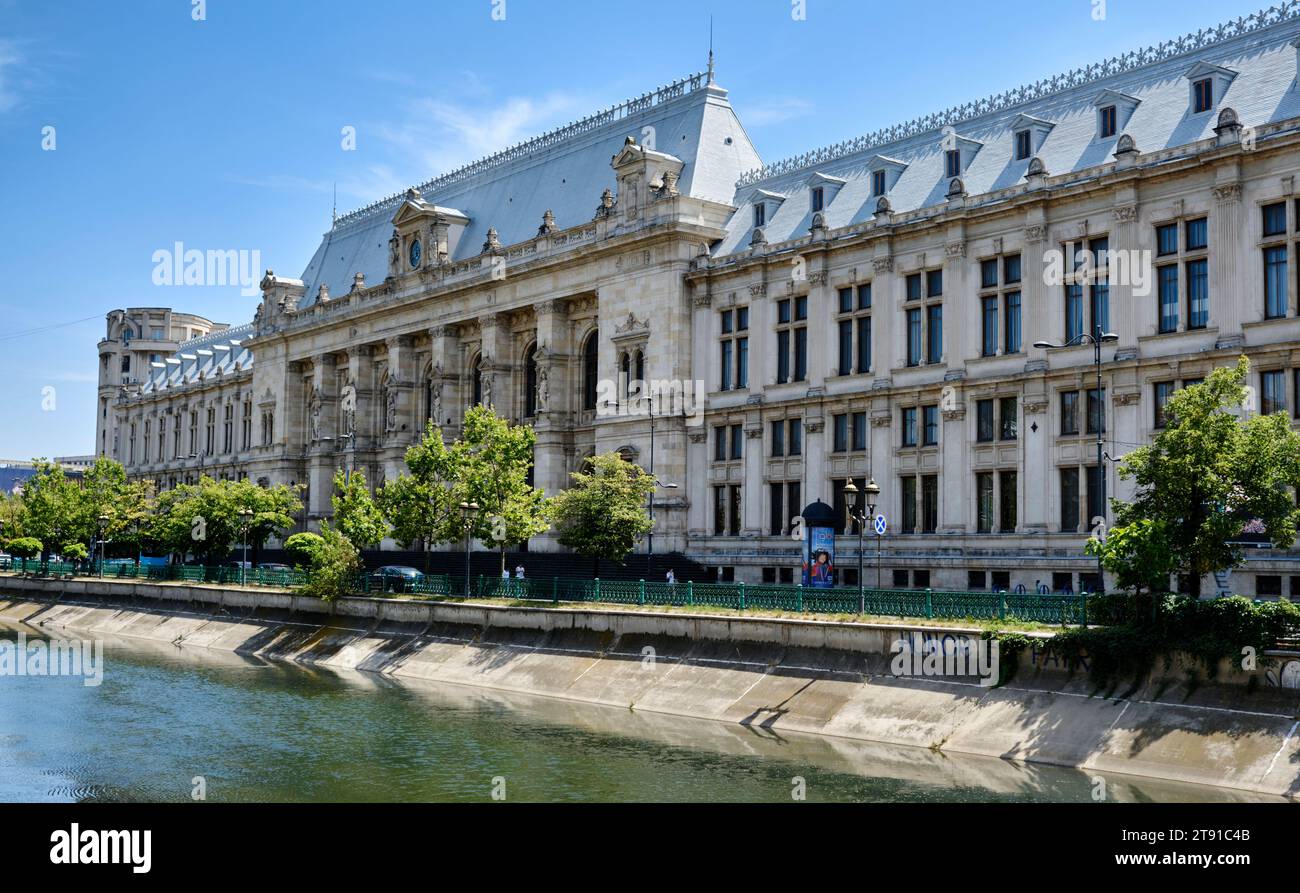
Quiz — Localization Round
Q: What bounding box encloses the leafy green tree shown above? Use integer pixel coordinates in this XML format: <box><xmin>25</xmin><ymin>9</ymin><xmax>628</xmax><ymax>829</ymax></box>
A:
<box><xmin>0</xmin><ymin>490</ymin><xmax>25</xmax><ymax>544</ymax></box>
<box><xmin>151</xmin><ymin>476</ymin><xmax>302</xmax><ymax>564</ymax></box>
<box><xmin>331</xmin><ymin>470</ymin><xmax>389</xmax><ymax>549</ymax></box>
<box><xmin>1086</xmin><ymin>518</ymin><xmax>1179</xmax><ymax>596</ymax></box>
<box><xmin>283</xmin><ymin>532</ymin><xmax>326</xmax><ymax>568</ymax></box>
<box><xmin>7</xmin><ymin>537</ymin><xmax>42</xmax><ymax>560</ymax></box>
<box><xmin>298</xmin><ymin>523</ymin><xmax>362</xmax><ymax>602</ymax></box>
<box><xmin>549</xmin><ymin>451</ymin><xmax>656</xmax><ymax>575</ymax></box>
<box><xmin>17</xmin><ymin>460</ymin><xmax>88</xmax><ymax>558</ymax></box>
<box><xmin>1102</xmin><ymin>357</ymin><xmax>1300</xmax><ymax>597</ymax></box>
<box><xmin>380</xmin><ymin>407</ymin><xmax>550</xmax><ymax>573</ymax></box>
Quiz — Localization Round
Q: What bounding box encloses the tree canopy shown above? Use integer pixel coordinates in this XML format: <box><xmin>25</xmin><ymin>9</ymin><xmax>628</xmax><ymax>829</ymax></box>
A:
<box><xmin>549</xmin><ymin>451</ymin><xmax>656</xmax><ymax>572</ymax></box>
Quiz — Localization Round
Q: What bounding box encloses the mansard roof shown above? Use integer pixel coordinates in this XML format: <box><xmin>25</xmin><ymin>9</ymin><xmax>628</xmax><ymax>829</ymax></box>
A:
<box><xmin>297</xmin><ymin>71</ymin><xmax>762</xmax><ymax>308</ymax></box>
<box><xmin>138</xmin><ymin>323</ymin><xmax>254</xmax><ymax>396</ymax></box>
<box><xmin>715</xmin><ymin>3</ymin><xmax>1300</xmax><ymax>256</ymax></box>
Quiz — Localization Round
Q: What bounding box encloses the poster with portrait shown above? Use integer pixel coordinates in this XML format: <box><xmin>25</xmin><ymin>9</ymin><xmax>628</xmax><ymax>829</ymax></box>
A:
<box><xmin>802</xmin><ymin>526</ymin><xmax>836</xmax><ymax>588</ymax></box>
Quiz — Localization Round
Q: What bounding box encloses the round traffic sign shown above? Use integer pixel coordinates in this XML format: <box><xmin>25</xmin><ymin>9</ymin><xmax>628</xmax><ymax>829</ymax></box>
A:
<box><xmin>873</xmin><ymin>515</ymin><xmax>887</xmax><ymax>535</ymax></box>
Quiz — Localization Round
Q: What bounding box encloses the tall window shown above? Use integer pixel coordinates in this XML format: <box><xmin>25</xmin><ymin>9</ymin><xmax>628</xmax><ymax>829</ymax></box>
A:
<box><xmin>921</xmin><ymin>475</ymin><xmax>938</xmax><ymax>534</ymax></box>
<box><xmin>922</xmin><ymin>405</ymin><xmax>939</xmax><ymax>446</ymax></box>
<box><xmin>1192</xmin><ymin>78</ymin><xmax>1213</xmax><ymax>113</ymax></box>
<box><xmin>900</xmin><ymin>407</ymin><xmax>917</xmax><ymax>447</ymax></box>
<box><xmin>172</xmin><ymin>413</ymin><xmax>181</xmax><ymax>458</ymax></box>
<box><xmin>999</xmin><ymin>471</ymin><xmax>1017</xmax><ymax>532</ymax></box>
<box><xmin>770</xmin><ymin>419</ymin><xmax>786</xmax><ymax>457</ymax></box>
<box><xmin>157</xmin><ymin>416</ymin><xmax>166</xmax><ymax>459</ymax></box>
<box><xmin>1060</xmin><ymin>390</ymin><xmax>1080</xmax><ymax>436</ymax></box>
<box><xmin>900</xmin><ymin>476</ymin><xmax>917</xmax><ymax>534</ymax></box>
<box><xmin>719</xmin><ymin>307</ymin><xmax>749</xmax><ymax>390</ymax></box>
<box><xmin>905</xmin><ymin>271</ymin><xmax>942</xmax><ymax>366</ymax></box>
<box><xmin>729</xmin><ymin>424</ymin><xmax>743</xmax><ymax>461</ymax></box>
<box><xmin>976</xmin><ymin>399</ymin><xmax>994</xmax><ymax>443</ymax></box>
<box><xmin>523</xmin><ymin>345</ymin><xmax>538</xmax><ymax>417</ymax></box>
<box><xmin>143</xmin><ymin>420</ymin><xmax>151</xmax><ymax>463</ymax></box>
<box><xmin>1261</xmin><ymin>202</ymin><xmax>1292</xmax><ymax>320</ymax></box>
<box><xmin>787</xmin><ymin>418</ymin><xmax>802</xmax><ymax>456</ymax></box>
<box><xmin>1060</xmin><ymin>467</ymin><xmax>1080</xmax><ymax>532</ymax></box>
<box><xmin>242</xmin><ymin>398</ymin><xmax>253</xmax><ymax>449</ymax></box>
<box><xmin>1086</xmin><ymin>388</ymin><xmax>1106</xmax><ymax>434</ymax></box>
<box><xmin>1063</xmin><ymin>238</ymin><xmax>1109</xmax><ymax>342</ymax></box>
<box><xmin>976</xmin><ymin>473</ymin><xmax>994</xmax><ymax>533</ymax></box>
<box><xmin>1155</xmin><ymin>218</ymin><xmax>1209</xmax><ymax>332</ymax></box>
<box><xmin>189</xmin><ymin>410</ymin><xmax>198</xmax><ymax>456</ymax></box>
<box><xmin>471</xmin><ymin>354</ymin><xmax>484</xmax><ymax>406</ymax></box>
<box><xmin>1262</xmin><ymin>370</ymin><xmax>1287</xmax><ymax>416</ymax></box>
<box><xmin>1099</xmin><ymin>105</ymin><xmax>1117</xmax><ymax>139</ymax></box>
<box><xmin>769</xmin><ymin>481</ymin><xmax>801</xmax><ymax>536</ymax></box>
<box><xmin>999</xmin><ymin>396</ymin><xmax>1017</xmax><ymax>441</ymax></box>
<box><xmin>979</xmin><ymin>255</ymin><xmax>1021</xmax><ymax>356</ymax></box>
<box><xmin>1153</xmin><ymin>381</ymin><xmax>1175</xmax><ymax>428</ymax></box>
<box><xmin>223</xmin><ymin>403</ymin><xmax>233</xmax><ymax>453</ymax></box>
<box><xmin>1015</xmin><ymin>129</ymin><xmax>1032</xmax><ymax>160</ymax></box>
<box><xmin>205</xmin><ymin>407</ymin><xmax>215</xmax><ymax>455</ymax></box>
<box><xmin>775</xmin><ymin>297</ymin><xmax>808</xmax><ymax>383</ymax></box>
<box><xmin>835</xmin><ymin>284</ymin><xmax>872</xmax><ymax>375</ymax></box>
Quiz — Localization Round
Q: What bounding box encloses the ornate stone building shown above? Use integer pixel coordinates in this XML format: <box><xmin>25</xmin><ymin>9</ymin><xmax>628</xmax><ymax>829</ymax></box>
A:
<box><xmin>107</xmin><ymin>6</ymin><xmax>1300</xmax><ymax>595</ymax></box>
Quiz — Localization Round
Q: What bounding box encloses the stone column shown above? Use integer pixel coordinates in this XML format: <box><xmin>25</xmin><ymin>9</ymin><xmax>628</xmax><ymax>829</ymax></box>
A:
<box><xmin>803</xmin><ymin>417</ymin><xmax>827</xmax><ymax>505</ymax></box>
<box><xmin>939</xmin><ymin>395</ymin><xmax>967</xmax><ymax>534</ymax></box>
<box><xmin>532</xmin><ymin>301</ymin><xmax>572</xmax><ymax>553</ymax></box>
<box><xmin>478</xmin><ymin>312</ymin><xmax>512</xmax><ymax>417</ymax></box>
<box><xmin>1020</xmin><ymin>389</ymin><xmax>1051</xmax><ymax>532</ymax></box>
<box><xmin>307</xmin><ymin>353</ymin><xmax>339</xmax><ymax>523</ymax></box>
<box><xmin>742</xmin><ymin>418</ymin><xmax>764</xmax><ymax>535</ymax></box>
<box><xmin>427</xmin><ymin>325</ymin><xmax>460</xmax><ymax>431</ymax></box>
<box><xmin>1211</xmin><ymin>168</ymin><xmax>1245</xmax><ymax>348</ymax></box>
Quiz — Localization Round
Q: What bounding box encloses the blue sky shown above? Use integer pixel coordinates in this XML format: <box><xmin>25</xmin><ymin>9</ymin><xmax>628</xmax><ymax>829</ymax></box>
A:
<box><xmin>0</xmin><ymin>0</ymin><xmax>1272</xmax><ymax>459</ymax></box>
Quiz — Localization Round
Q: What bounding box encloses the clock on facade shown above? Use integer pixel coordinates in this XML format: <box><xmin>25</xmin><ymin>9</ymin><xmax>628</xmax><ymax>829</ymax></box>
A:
<box><xmin>409</xmin><ymin>239</ymin><xmax>422</xmax><ymax>268</ymax></box>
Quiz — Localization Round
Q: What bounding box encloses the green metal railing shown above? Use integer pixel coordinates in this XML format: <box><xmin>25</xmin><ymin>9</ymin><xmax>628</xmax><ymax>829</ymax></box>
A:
<box><xmin>0</xmin><ymin>557</ymin><xmax>1092</xmax><ymax>625</ymax></box>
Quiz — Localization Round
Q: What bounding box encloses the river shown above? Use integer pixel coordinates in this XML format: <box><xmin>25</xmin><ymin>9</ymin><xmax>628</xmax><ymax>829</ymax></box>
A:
<box><xmin>0</xmin><ymin>622</ymin><xmax>1271</xmax><ymax>803</ymax></box>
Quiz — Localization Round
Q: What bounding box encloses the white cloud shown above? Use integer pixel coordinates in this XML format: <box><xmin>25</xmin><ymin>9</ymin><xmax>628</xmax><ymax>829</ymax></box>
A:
<box><xmin>737</xmin><ymin>96</ymin><xmax>815</xmax><ymax>127</ymax></box>
<box><xmin>0</xmin><ymin>40</ymin><xmax>23</xmax><ymax>113</ymax></box>
<box><xmin>374</xmin><ymin>90</ymin><xmax>589</xmax><ymax>185</ymax></box>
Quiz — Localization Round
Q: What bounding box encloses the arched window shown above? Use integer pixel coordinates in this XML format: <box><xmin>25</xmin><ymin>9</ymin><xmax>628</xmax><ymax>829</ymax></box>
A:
<box><xmin>471</xmin><ymin>354</ymin><xmax>483</xmax><ymax>406</ymax></box>
<box><xmin>582</xmin><ymin>332</ymin><xmax>598</xmax><ymax>411</ymax></box>
<box><xmin>619</xmin><ymin>352</ymin><xmax>630</xmax><ymax>406</ymax></box>
<box><xmin>633</xmin><ymin>349</ymin><xmax>645</xmax><ymax>404</ymax></box>
<box><xmin>523</xmin><ymin>344</ymin><xmax>538</xmax><ymax>418</ymax></box>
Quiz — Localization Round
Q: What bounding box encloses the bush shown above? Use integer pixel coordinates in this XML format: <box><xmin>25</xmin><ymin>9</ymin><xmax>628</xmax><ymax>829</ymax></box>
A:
<box><xmin>298</xmin><ymin>526</ymin><xmax>361</xmax><ymax>603</ymax></box>
<box><xmin>283</xmin><ymin>532</ymin><xmax>326</xmax><ymax>569</ymax></box>
<box><xmin>6</xmin><ymin>537</ymin><xmax>42</xmax><ymax>560</ymax></box>
<box><xmin>62</xmin><ymin>543</ymin><xmax>89</xmax><ymax>562</ymax></box>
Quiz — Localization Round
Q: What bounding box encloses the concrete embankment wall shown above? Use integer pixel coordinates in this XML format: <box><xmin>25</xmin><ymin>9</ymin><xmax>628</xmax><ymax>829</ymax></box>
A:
<box><xmin>3</xmin><ymin>576</ymin><xmax>1300</xmax><ymax>798</ymax></box>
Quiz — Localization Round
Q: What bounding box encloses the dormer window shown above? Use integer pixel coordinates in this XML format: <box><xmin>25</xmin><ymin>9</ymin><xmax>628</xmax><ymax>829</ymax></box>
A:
<box><xmin>872</xmin><ymin>170</ymin><xmax>887</xmax><ymax>197</ymax></box>
<box><xmin>811</xmin><ymin>186</ymin><xmax>824</xmax><ymax>213</ymax></box>
<box><xmin>1193</xmin><ymin>78</ymin><xmax>1213</xmax><ymax>113</ymax></box>
<box><xmin>1015</xmin><ymin>130</ymin><xmax>1032</xmax><ymax>160</ymax></box>
<box><xmin>945</xmin><ymin>150</ymin><xmax>961</xmax><ymax>178</ymax></box>
<box><xmin>1184</xmin><ymin>62</ymin><xmax>1236</xmax><ymax>116</ymax></box>
<box><xmin>753</xmin><ymin>204</ymin><xmax>765</xmax><ymax>228</ymax></box>
<box><xmin>1099</xmin><ymin>106</ymin><xmax>1117</xmax><ymax>138</ymax></box>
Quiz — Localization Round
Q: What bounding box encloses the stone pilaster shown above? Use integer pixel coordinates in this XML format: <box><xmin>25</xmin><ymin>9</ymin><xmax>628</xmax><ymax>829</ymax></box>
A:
<box><xmin>1211</xmin><ymin>166</ymin><xmax>1245</xmax><ymax>347</ymax></box>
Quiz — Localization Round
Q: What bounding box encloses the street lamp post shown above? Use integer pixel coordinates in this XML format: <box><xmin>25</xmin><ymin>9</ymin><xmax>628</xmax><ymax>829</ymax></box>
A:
<box><xmin>1034</xmin><ymin>324</ymin><xmax>1119</xmax><ymax>594</ymax></box>
<box><xmin>459</xmin><ymin>501</ymin><xmax>480</xmax><ymax>597</ymax></box>
<box><xmin>842</xmin><ymin>478</ymin><xmax>880</xmax><ymax>614</ymax></box>
<box><xmin>237</xmin><ymin>507</ymin><xmax>253</xmax><ymax>586</ymax></box>
<box><xmin>98</xmin><ymin>513</ymin><xmax>110</xmax><ymax>577</ymax></box>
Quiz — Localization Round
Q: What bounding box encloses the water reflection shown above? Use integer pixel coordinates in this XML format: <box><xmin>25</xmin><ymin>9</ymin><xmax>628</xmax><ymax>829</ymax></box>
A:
<box><xmin>0</xmin><ymin>621</ymin><xmax>1274</xmax><ymax>803</ymax></box>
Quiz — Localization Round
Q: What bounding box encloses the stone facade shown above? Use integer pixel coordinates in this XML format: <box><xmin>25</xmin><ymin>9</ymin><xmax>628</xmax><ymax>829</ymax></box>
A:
<box><xmin>104</xmin><ymin>9</ymin><xmax>1300</xmax><ymax>596</ymax></box>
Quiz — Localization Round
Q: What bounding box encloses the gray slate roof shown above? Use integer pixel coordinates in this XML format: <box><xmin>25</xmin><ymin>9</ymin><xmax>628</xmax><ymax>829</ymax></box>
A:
<box><xmin>715</xmin><ymin>3</ymin><xmax>1300</xmax><ymax>256</ymax></box>
<box><xmin>139</xmin><ymin>323</ymin><xmax>254</xmax><ymax>394</ymax></box>
<box><xmin>297</xmin><ymin>72</ymin><xmax>762</xmax><ymax>307</ymax></box>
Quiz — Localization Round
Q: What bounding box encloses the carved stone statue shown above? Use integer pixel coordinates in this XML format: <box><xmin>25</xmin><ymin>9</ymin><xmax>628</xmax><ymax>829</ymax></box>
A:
<box><xmin>481</xmin><ymin>372</ymin><xmax>493</xmax><ymax>408</ymax></box>
<box><xmin>537</xmin><ymin>365</ymin><xmax>549</xmax><ymax>411</ymax></box>
<box><xmin>308</xmin><ymin>387</ymin><xmax>322</xmax><ymax>441</ymax></box>
<box><xmin>385</xmin><ymin>385</ymin><xmax>397</xmax><ymax>432</ymax></box>
<box><xmin>339</xmin><ymin>382</ymin><xmax>356</xmax><ymax>436</ymax></box>
<box><xmin>430</xmin><ymin>379</ymin><xmax>443</xmax><ymax>427</ymax></box>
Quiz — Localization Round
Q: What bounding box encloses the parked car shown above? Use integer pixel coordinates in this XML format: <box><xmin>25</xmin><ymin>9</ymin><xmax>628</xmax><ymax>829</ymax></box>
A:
<box><xmin>257</xmin><ymin>563</ymin><xmax>293</xmax><ymax>573</ymax></box>
<box><xmin>369</xmin><ymin>565</ymin><xmax>425</xmax><ymax>593</ymax></box>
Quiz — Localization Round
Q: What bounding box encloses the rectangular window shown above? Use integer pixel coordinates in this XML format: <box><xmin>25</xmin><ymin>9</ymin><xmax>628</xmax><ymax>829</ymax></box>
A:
<box><xmin>728</xmin><ymin>486</ymin><xmax>741</xmax><ymax>537</ymax></box>
<box><xmin>1184</xmin><ymin>217</ymin><xmax>1207</xmax><ymax>251</ymax></box>
<box><xmin>793</xmin><ymin>327</ymin><xmax>807</xmax><ymax>381</ymax></box>
<box><xmin>901</xmin><ymin>407</ymin><xmax>917</xmax><ymax>448</ymax></box>
<box><xmin>833</xmin><ymin>414</ymin><xmax>849</xmax><ymax>452</ymax></box>
<box><xmin>906</xmin><ymin>308</ymin><xmax>922</xmax><ymax>367</ymax></box>
<box><xmin>926</xmin><ymin>269</ymin><xmax>943</xmax><ymax>298</ymax></box>
<box><xmin>857</xmin><ymin>317</ymin><xmax>871</xmax><ymax>373</ymax></box>
<box><xmin>1154</xmin><ymin>381</ymin><xmax>1175</xmax><ymax>428</ymax></box>
<box><xmin>776</xmin><ymin>329</ymin><xmax>790</xmax><ymax>383</ymax></box>
<box><xmin>838</xmin><ymin>320</ymin><xmax>853</xmax><ymax>375</ymax></box>
<box><xmin>976</xmin><ymin>473</ymin><xmax>994</xmax><ymax>533</ymax></box>
<box><xmin>999</xmin><ymin>396</ymin><xmax>1017</xmax><ymax>441</ymax></box>
<box><xmin>1262</xmin><ymin>370</ymin><xmax>1286</xmax><ymax>416</ymax></box>
<box><xmin>1015</xmin><ymin>129</ymin><xmax>1032</xmax><ymax>160</ymax></box>
<box><xmin>852</xmin><ymin>412</ymin><xmax>868</xmax><ymax>451</ymax></box>
<box><xmin>1157</xmin><ymin>265</ymin><xmax>1179</xmax><ymax>333</ymax></box>
<box><xmin>788</xmin><ymin>419</ymin><xmax>803</xmax><ymax>455</ymax></box>
<box><xmin>770</xmin><ymin>483</ymin><xmax>785</xmax><ymax>536</ymax></box>
<box><xmin>753</xmin><ymin>204</ymin><xmax>765</xmax><ymax>228</ymax></box>
<box><xmin>1004</xmin><ymin>254</ymin><xmax>1021</xmax><ymax>284</ymax></box>
<box><xmin>921</xmin><ymin>475</ymin><xmax>938</xmax><ymax>534</ymax></box>
<box><xmin>714</xmin><ymin>426</ymin><xmax>726</xmax><ymax>462</ymax></box>
<box><xmin>980</xmin><ymin>296</ymin><xmax>998</xmax><ymax>357</ymax></box>
<box><xmin>926</xmin><ymin>305</ymin><xmax>943</xmax><ymax>364</ymax></box>
<box><xmin>1193</xmin><ymin>78</ymin><xmax>1212</xmax><ymax>113</ymax></box>
<box><xmin>906</xmin><ymin>273</ymin><xmax>922</xmax><ymax>301</ymax></box>
<box><xmin>922</xmin><ymin>405</ymin><xmax>939</xmax><ymax>446</ymax></box>
<box><xmin>999</xmin><ymin>471</ymin><xmax>1018</xmax><ymax>532</ymax></box>
<box><xmin>1156</xmin><ymin>223</ymin><xmax>1179</xmax><ymax>257</ymax></box>
<box><xmin>1262</xmin><ymin>202</ymin><xmax>1287</xmax><ymax>237</ymax></box>
<box><xmin>1186</xmin><ymin>258</ymin><xmax>1208</xmax><ymax>328</ymax></box>
<box><xmin>900</xmin><ymin>477</ymin><xmax>917</xmax><ymax>534</ymax></box>
<box><xmin>976</xmin><ymin>399</ymin><xmax>994</xmax><ymax>443</ymax></box>
<box><xmin>838</xmin><ymin>287</ymin><xmax>854</xmax><ymax>314</ymax></box>
<box><xmin>713</xmin><ymin>486</ymin><xmax>725</xmax><ymax>535</ymax></box>
<box><xmin>1004</xmin><ymin>291</ymin><xmax>1021</xmax><ymax>354</ymax></box>
<box><xmin>980</xmin><ymin>259</ymin><xmax>999</xmax><ymax>290</ymax></box>
<box><xmin>811</xmin><ymin>186</ymin><xmax>824</xmax><ymax>213</ymax></box>
<box><xmin>729</xmin><ymin>424</ymin><xmax>743</xmax><ymax>460</ymax></box>
<box><xmin>872</xmin><ymin>169</ymin><xmax>886</xmax><ymax>197</ymax></box>
<box><xmin>1060</xmin><ymin>468</ymin><xmax>1080</xmax><ymax>532</ymax></box>
<box><xmin>736</xmin><ymin>336</ymin><xmax>748</xmax><ymax>388</ymax></box>
<box><xmin>1065</xmin><ymin>283</ymin><xmax>1084</xmax><ymax>342</ymax></box>
<box><xmin>720</xmin><ymin>340</ymin><xmax>733</xmax><ymax>391</ymax></box>
<box><xmin>1264</xmin><ymin>245</ymin><xmax>1288</xmax><ymax>319</ymax></box>
<box><xmin>1086</xmin><ymin>465</ymin><xmax>1103</xmax><ymax>527</ymax></box>
<box><xmin>770</xmin><ymin>420</ymin><xmax>785</xmax><ymax>457</ymax></box>
<box><xmin>1086</xmin><ymin>388</ymin><xmax>1105</xmax><ymax>435</ymax></box>
<box><xmin>1061</xmin><ymin>390</ymin><xmax>1080</xmax><ymax>436</ymax></box>
<box><xmin>1099</xmin><ymin>105</ymin><xmax>1117</xmax><ymax>138</ymax></box>
<box><xmin>945</xmin><ymin>149</ymin><xmax>960</xmax><ymax>178</ymax></box>
<box><xmin>857</xmin><ymin>283</ymin><xmax>872</xmax><ymax>310</ymax></box>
